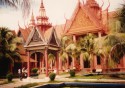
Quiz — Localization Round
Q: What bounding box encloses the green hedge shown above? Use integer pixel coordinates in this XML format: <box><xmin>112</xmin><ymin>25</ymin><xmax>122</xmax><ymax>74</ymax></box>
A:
<box><xmin>49</xmin><ymin>73</ymin><xmax>56</xmax><ymax>81</ymax></box>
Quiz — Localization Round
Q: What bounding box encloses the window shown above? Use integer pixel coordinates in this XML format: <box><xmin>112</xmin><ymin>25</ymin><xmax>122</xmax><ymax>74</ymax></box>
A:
<box><xmin>97</xmin><ymin>56</ymin><xmax>101</xmax><ymax>65</ymax></box>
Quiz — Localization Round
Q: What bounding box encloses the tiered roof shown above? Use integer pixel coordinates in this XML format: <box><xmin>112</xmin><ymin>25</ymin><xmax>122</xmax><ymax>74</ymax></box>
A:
<box><xmin>36</xmin><ymin>0</ymin><xmax>52</xmax><ymax>28</ymax></box>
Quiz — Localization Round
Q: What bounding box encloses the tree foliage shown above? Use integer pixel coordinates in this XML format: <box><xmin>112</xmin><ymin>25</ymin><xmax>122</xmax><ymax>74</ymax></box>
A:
<box><xmin>77</xmin><ymin>33</ymin><xmax>96</xmax><ymax>61</ymax></box>
<box><xmin>0</xmin><ymin>27</ymin><xmax>21</xmax><ymax>76</ymax></box>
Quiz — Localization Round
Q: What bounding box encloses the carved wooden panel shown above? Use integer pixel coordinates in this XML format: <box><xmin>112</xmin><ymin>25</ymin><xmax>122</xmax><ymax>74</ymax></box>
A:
<box><xmin>49</xmin><ymin>33</ymin><xmax>57</xmax><ymax>46</ymax></box>
<box><xmin>70</xmin><ymin>8</ymin><xmax>94</xmax><ymax>29</ymax></box>
<box><xmin>31</xmin><ymin>30</ymin><xmax>41</xmax><ymax>42</ymax></box>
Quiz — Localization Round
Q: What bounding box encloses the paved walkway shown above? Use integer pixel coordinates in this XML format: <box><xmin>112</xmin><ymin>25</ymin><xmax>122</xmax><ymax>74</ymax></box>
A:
<box><xmin>1</xmin><ymin>74</ymin><xmax>125</xmax><ymax>88</ymax></box>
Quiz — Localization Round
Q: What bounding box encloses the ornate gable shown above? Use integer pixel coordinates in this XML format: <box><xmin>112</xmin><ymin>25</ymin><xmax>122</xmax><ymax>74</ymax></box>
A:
<box><xmin>31</xmin><ymin>30</ymin><xmax>42</xmax><ymax>42</ymax></box>
<box><xmin>70</xmin><ymin>8</ymin><xmax>95</xmax><ymax>29</ymax></box>
<box><xmin>67</xmin><ymin>7</ymin><xmax>97</xmax><ymax>34</ymax></box>
<box><xmin>65</xmin><ymin>1</ymin><xmax>103</xmax><ymax>35</ymax></box>
<box><xmin>25</xmin><ymin>28</ymin><xmax>45</xmax><ymax>46</ymax></box>
<box><xmin>48</xmin><ymin>28</ymin><xmax>59</xmax><ymax>46</ymax></box>
<box><xmin>49</xmin><ymin>32</ymin><xmax>58</xmax><ymax>45</ymax></box>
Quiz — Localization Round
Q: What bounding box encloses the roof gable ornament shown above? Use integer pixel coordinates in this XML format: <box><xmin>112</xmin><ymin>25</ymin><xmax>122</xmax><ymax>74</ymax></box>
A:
<box><xmin>86</xmin><ymin>0</ymin><xmax>100</xmax><ymax>8</ymax></box>
<box><xmin>48</xmin><ymin>27</ymin><xmax>60</xmax><ymax>46</ymax></box>
<box><xmin>25</xmin><ymin>27</ymin><xmax>45</xmax><ymax>46</ymax></box>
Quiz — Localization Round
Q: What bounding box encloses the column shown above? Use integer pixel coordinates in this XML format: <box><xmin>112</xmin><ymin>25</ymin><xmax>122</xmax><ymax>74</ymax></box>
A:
<box><xmin>67</xmin><ymin>57</ymin><xmax>69</xmax><ymax>69</ymax></box>
<box><xmin>44</xmin><ymin>48</ymin><xmax>48</xmax><ymax>77</ymax></box>
<box><xmin>122</xmin><ymin>55</ymin><xmax>125</xmax><ymax>69</ymax></box>
<box><xmin>72</xmin><ymin>58</ymin><xmax>75</xmax><ymax>69</ymax></box>
<box><xmin>27</xmin><ymin>51</ymin><xmax>30</xmax><ymax>77</ymax></box>
<box><xmin>73</xmin><ymin>35</ymin><xmax>76</xmax><ymax>43</ymax></box>
<box><xmin>35</xmin><ymin>53</ymin><xmax>37</xmax><ymax>68</ymax></box>
<box><xmin>72</xmin><ymin>35</ymin><xmax>76</xmax><ymax>68</ymax></box>
<box><xmin>80</xmin><ymin>54</ymin><xmax>83</xmax><ymax>69</ymax></box>
<box><xmin>56</xmin><ymin>52</ymin><xmax>59</xmax><ymax>75</ymax></box>
<box><xmin>98</xmin><ymin>32</ymin><xmax>102</xmax><ymax>49</ymax></box>
<box><xmin>59</xmin><ymin>57</ymin><xmax>62</xmax><ymax>71</ymax></box>
<box><xmin>41</xmin><ymin>57</ymin><xmax>44</xmax><ymax>73</ymax></box>
<box><xmin>40</xmin><ymin>55</ymin><xmax>43</xmax><ymax>74</ymax></box>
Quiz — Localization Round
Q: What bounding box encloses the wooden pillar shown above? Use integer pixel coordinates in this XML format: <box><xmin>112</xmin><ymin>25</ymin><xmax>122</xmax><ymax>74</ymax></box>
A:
<box><xmin>59</xmin><ymin>57</ymin><xmax>62</xmax><ymax>71</ymax></box>
<box><xmin>35</xmin><ymin>53</ymin><xmax>37</xmax><ymax>68</ymax></box>
<box><xmin>44</xmin><ymin>48</ymin><xmax>48</xmax><ymax>77</ymax></box>
<box><xmin>73</xmin><ymin>35</ymin><xmax>76</xmax><ymax>43</ymax></box>
<box><xmin>80</xmin><ymin>54</ymin><xmax>83</xmax><ymax>70</ymax></box>
<box><xmin>72</xmin><ymin>35</ymin><xmax>76</xmax><ymax>68</ymax></box>
<box><xmin>67</xmin><ymin>57</ymin><xmax>69</xmax><ymax>69</ymax></box>
<box><xmin>98</xmin><ymin>32</ymin><xmax>102</xmax><ymax>49</ymax></box>
<box><xmin>56</xmin><ymin>52</ymin><xmax>59</xmax><ymax>75</ymax></box>
<box><xmin>93</xmin><ymin>55</ymin><xmax>96</xmax><ymax>69</ymax></box>
<box><xmin>41</xmin><ymin>57</ymin><xmax>44</xmax><ymax>73</ymax></box>
<box><xmin>27</xmin><ymin>51</ymin><xmax>30</xmax><ymax>77</ymax></box>
<box><xmin>72</xmin><ymin>58</ymin><xmax>75</xmax><ymax>69</ymax></box>
<box><xmin>40</xmin><ymin>55</ymin><xmax>43</xmax><ymax>74</ymax></box>
<box><xmin>122</xmin><ymin>55</ymin><xmax>125</xmax><ymax>68</ymax></box>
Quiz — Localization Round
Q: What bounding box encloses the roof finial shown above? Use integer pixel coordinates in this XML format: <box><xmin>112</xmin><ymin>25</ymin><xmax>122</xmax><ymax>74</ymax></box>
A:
<box><xmin>40</xmin><ymin>0</ymin><xmax>44</xmax><ymax>8</ymax></box>
<box><xmin>105</xmin><ymin>0</ymin><xmax>110</xmax><ymax>10</ymax></box>
<box><xmin>82</xmin><ymin>0</ymin><xmax>84</xmax><ymax>5</ymax></box>
<box><xmin>101</xmin><ymin>0</ymin><xmax>104</xmax><ymax>8</ymax></box>
<box><xmin>64</xmin><ymin>13</ymin><xmax>68</xmax><ymax>32</ymax></box>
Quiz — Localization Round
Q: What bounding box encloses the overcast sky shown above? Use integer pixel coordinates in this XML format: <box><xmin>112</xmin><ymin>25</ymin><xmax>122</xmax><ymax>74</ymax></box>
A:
<box><xmin>0</xmin><ymin>0</ymin><xmax>124</xmax><ymax>31</ymax></box>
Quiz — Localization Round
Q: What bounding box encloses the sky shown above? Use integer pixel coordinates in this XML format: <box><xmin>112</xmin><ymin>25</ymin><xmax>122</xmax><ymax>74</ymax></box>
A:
<box><xmin>0</xmin><ymin>0</ymin><xmax>124</xmax><ymax>31</ymax></box>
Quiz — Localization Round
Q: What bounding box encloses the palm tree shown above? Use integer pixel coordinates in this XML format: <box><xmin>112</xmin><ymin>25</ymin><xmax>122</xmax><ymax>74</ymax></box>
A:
<box><xmin>0</xmin><ymin>0</ymin><xmax>31</xmax><ymax>18</ymax></box>
<box><xmin>96</xmin><ymin>32</ymin><xmax>125</xmax><ymax>69</ymax></box>
<box><xmin>59</xmin><ymin>36</ymin><xmax>72</xmax><ymax>69</ymax></box>
<box><xmin>0</xmin><ymin>27</ymin><xmax>21</xmax><ymax>76</ymax></box>
<box><xmin>77</xmin><ymin>33</ymin><xmax>96</xmax><ymax>69</ymax></box>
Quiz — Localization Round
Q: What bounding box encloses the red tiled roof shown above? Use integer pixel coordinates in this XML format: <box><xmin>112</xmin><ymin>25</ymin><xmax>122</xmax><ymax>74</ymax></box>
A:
<box><xmin>17</xmin><ymin>27</ymin><xmax>31</xmax><ymax>42</ymax></box>
<box><xmin>17</xmin><ymin>44</ymin><xmax>26</xmax><ymax>54</ymax></box>
<box><xmin>64</xmin><ymin>2</ymin><xmax>103</xmax><ymax>35</ymax></box>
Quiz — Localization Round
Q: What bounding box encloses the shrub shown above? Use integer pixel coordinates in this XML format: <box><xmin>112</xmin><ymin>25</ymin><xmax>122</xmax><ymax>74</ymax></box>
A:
<box><xmin>69</xmin><ymin>69</ymin><xmax>75</xmax><ymax>77</ymax></box>
<box><xmin>31</xmin><ymin>68</ymin><xmax>38</xmax><ymax>74</ymax></box>
<box><xmin>49</xmin><ymin>73</ymin><xmax>56</xmax><ymax>81</ymax></box>
<box><xmin>6</xmin><ymin>73</ymin><xmax>13</xmax><ymax>82</ymax></box>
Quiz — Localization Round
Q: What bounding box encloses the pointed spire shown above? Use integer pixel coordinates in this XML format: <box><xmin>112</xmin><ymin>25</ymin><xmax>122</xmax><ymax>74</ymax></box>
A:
<box><xmin>78</xmin><ymin>0</ymin><xmax>81</xmax><ymax>6</ymax></box>
<box><xmin>40</xmin><ymin>0</ymin><xmax>44</xmax><ymax>8</ymax></box>
<box><xmin>101</xmin><ymin>0</ymin><xmax>104</xmax><ymax>8</ymax></box>
<box><xmin>31</xmin><ymin>10</ymin><xmax>35</xmax><ymax>22</ymax></box>
<box><xmin>29</xmin><ymin>10</ymin><xmax>35</xmax><ymax>28</ymax></box>
<box><xmin>36</xmin><ymin>0</ymin><xmax>52</xmax><ymax>31</ymax></box>
<box><xmin>105</xmin><ymin>0</ymin><xmax>110</xmax><ymax>10</ymax></box>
